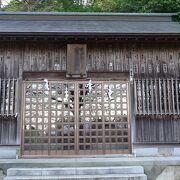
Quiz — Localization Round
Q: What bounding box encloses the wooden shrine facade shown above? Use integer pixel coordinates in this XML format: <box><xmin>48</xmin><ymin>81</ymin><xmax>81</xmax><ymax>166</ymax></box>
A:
<box><xmin>0</xmin><ymin>12</ymin><xmax>180</xmax><ymax>156</ymax></box>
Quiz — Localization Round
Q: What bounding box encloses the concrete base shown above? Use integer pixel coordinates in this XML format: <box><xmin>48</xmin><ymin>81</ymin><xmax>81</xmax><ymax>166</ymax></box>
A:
<box><xmin>0</xmin><ymin>157</ymin><xmax>180</xmax><ymax>180</ymax></box>
<box><xmin>7</xmin><ymin>166</ymin><xmax>144</xmax><ymax>176</ymax></box>
<box><xmin>0</xmin><ymin>146</ymin><xmax>19</xmax><ymax>159</ymax></box>
<box><xmin>174</xmin><ymin>148</ymin><xmax>180</xmax><ymax>156</ymax></box>
<box><xmin>1</xmin><ymin>145</ymin><xmax>180</xmax><ymax>159</ymax></box>
<box><xmin>4</xmin><ymin>174</ymin><xmax>147</xmax><ymax>180</ymax></box>
<box><xmin>133</xmin><ymin>145</ymin><xmax>180</xmax><ymax>157</ymax></box>
<box><xmin>4</xmin><ymin>166</ymin><xmax>147</xmax><ymax>180</ymax></box>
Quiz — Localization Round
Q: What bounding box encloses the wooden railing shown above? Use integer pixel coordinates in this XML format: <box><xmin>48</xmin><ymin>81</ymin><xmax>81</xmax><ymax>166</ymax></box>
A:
<box><xmin>0</xmin><ymin>78</ymin><xmax>19</xmax><ymax>116</ymax></box>
<box><xmin>134</xmin><ymin>78</ymin><xmax>180</xmax><ymax>115</ymax></box>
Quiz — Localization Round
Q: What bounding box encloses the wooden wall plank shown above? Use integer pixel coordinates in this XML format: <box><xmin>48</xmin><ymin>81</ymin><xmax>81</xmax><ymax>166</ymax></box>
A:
<box><xmin>163</xmin><ymin>79</ymin><xmax>167</xmax><ymax>114</ymax></box>
<box><xmin>135</xmin><ymin>115</ymin><xmax>180</xmax><ymax>143</ymax></box>
<box><xmin>0</xmin><ymin>42</ymin><xmax>180</xmax><ymax>79</ymax></box>
<box><xmin>87</xmin><ymin>42</ymin><xmax>180</xmax><ymax>78</ymax></box>
<box><xmin>134</xmin><ymin>79</ymin><xmax>137</xmax><ymax>114</ymax></box>
<box><xmin>2</xmin><ymin>80</ymin><xmax>5</xmax><ymax>115</ymax></box>
<box><xmin>146</xmin><ymin>80</ymin><xmax>149</xmax><ymax>115</ymax></box>
<box><xmin>7</xmin><ymin>79</ymin><xmax>10</xmax><ymax>116</ymax></box>
<box><xmin>150</xmin><ymin>79</ymin><xmax>154</xmax><ymax>114</ymax></box>
<box><xmin>11</xmin><ymin>79</ymin><xmax>15</xmax><ymax>115</ymax></box>
<box><xmin>0</xmin><ymin>117</ymin><xmax>17</xmax><ymax>145</ymax></box>
<box><xmin>0</xmin><ymin>78</ymin><xmax>1</xmax><ymax>114</ymax></box>
<box><xmin>0</xmin><ymin>42</ymin><xmax>67</xmax><ymax>78</ymax></box>
<box><xmin>171</xmin><ymin>78</ymin><xmax>175</xmax><ymax>114</ymax></box>
<box><xmin>158</xmin><ymin>79</ymin><xmax>162</xmax><ymax>114</ymax></box>
<box><xmin>175</xmin><ymin>79</ymin><xmax>179</xmax><ymax>114</ymax></box>
<box><xmin>167</xmin><ymin>79</ymin><xmax>171</xmax><ymax>113</ymax></box>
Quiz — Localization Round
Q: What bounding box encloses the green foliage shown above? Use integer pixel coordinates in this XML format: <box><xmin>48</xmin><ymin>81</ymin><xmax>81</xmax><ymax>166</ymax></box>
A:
<box><xmin>116</xmin><ymin>0</ymin><xmax>148</xmax><ymax>12</ymax></box>
<box><xmin>94</xmin><ymin>0</ymin><xmax>119</xmax><ymax>12</ymax></box>
<box><xmin>1</xmin><ymin>0</ymin><xmax>180</xmax><ymax>20</ymax></box>
<box><xmin>2</xmin><ymin>0</ymin><xmax>102</xmax><ymax>12</ymax></box>
<box><xmin>3</xmin><ymin>0</ymin><xmax>45</xmax><ymax>11</ymax></box>
<box><xmin>141</xmin><ymin>0</ymin><xmax>180</xmax><ymax>13</ymax></box>
<box><xmin>118</xmin><ymin>0</ymin><xmax>180</xmax><ymax>20</ymax></box>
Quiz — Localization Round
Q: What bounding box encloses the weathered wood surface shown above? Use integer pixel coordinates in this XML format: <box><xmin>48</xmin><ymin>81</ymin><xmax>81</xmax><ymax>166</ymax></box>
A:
<box><xmin>0</xmin><ymin>78</ymin><xmax>18</xmax><ymax>116</ymax></box>
<box><xmin>135</xmin><ymin>115</ymin><xmax>180</xmax><ymax>143</ymax></box>
<box><xmin>134</xmin><ymin>78</ymin><xmax>180</xmax><ymax>115</ymax></box>
<box><xmin>0</xmin><ymin>116</ymin><xmax>17</xmax><ymax>145</ymax></box>
<box><xmin>0</xmin><ymin>42</ymin><xmax>66</xmax><ymax>78</ymax></box>
<box><xmin>67</xmin><ymin>44</ymin><xmax>87</xmax><ymax>77</ymax></box>
<box><xmin>0</xmin><ymin>41</ymin><xmax>180</xmax><ymax>146</ymax></box>
<box><xmin>0</xmin><ymin>43</ymin><xmax>22</xmax><ymax>78</ymax></box>
<box><xmin>0</xmin><ymin>42</ymin><xmax>180</xmax><ymax>78</ymax></box>
<box><xmin>0</xmin><ymin>78</ymin><xmax>19</xmax><ymax>145</ymax></box>
<box><xmin>87</xmin><ymin>43</ymin><xmax>180</xmax><ymax>78</ymax></box>
<box><xmin>23</xmin><ymin>43</ymin><xmax>66</xmax><ymax>72</ymax></box>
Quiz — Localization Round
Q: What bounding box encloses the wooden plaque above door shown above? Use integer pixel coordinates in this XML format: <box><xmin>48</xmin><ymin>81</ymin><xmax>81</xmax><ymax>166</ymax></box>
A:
<box><xmin>66</xmin><ymin>44</ymin><xmax>87</xmax><ymax>78</ymax></box>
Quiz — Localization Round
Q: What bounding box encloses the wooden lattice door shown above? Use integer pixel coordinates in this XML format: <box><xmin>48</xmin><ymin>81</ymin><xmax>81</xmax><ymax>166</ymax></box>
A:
<box><xmin>77</xmin><ymin>81</ymin><xmax>131</xmax><ymax>155</ymax></box>
<box><xmin>22</xmin><ymin>80</ymin><xmax>131</xmax><ymax>156</ymax></box>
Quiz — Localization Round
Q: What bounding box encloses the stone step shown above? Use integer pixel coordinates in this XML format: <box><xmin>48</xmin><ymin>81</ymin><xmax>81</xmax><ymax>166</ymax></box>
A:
<box><xmin>7</xmin><ymin>166</ymin><xmax>144</xmax><ymax>176</ymax></box>
<box><xmin>4</xmin><ymin>173</ymin><xmax>147</xmax><ymax>180</ymax></box>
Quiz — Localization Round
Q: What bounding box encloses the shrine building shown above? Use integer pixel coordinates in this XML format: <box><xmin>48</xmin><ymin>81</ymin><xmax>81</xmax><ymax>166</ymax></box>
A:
<box><xmin>0</xmin><ymin>12</ymin><xmax>180</xmax><ymax>158</ymax></box>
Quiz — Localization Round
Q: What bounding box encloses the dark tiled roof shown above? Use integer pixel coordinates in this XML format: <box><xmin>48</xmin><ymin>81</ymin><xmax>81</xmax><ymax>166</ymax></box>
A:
<box><xmin>0</xmin><ymin>12</ymin><xmax>179</xmax><ymax>35</ymax></box>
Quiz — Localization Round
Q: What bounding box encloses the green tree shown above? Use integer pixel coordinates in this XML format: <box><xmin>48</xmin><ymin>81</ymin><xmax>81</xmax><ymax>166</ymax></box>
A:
<box><xmin>3</xmin><ymin>0</ymin><xmax>99</xmax><ymax>12</ymax></box>
<box><xmin>93</xmin><ymin>0</ymin><xmax>119</xmax><ymax>12</ymax></box>
<box><xmin>114</xmin><ymin>0</ymin><xmax>180</xmax><ymax>20</ymax></box>
<box><xmin>115</xmin><ymin>0</ymin><xmax>147</xmax><ymax>12</ymax></box>
<box><xmin>2</xmin><ymin>0</ymin><xmax>180</xmax><ymax>19</ymax></box>
<box><xmin>141</xmin><ymin>0</ymin><xmax>180</xmax><ymax>13</ymax></box>
<box><xmin>3</xmin><ymin>0</ymin><xmax>45</xmax><ymax>11</ymax></box>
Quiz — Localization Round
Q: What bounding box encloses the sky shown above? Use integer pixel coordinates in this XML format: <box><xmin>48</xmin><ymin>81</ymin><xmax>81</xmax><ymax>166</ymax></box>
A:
<box><xmin>1</xmin><ymin>0</ymin><xmax>11</xmax><ymax>6</ymax></box>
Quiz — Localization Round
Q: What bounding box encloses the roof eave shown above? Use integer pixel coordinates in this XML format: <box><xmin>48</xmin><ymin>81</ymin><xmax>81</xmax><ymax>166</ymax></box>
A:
<box><xmin>0</xmin><ymin>32</ymin><xmax>180</xmax><ymax>36</ymax></box>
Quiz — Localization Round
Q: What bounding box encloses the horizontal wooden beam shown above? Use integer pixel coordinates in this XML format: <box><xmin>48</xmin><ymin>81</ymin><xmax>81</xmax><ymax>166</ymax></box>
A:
<box><xmin>0</xmin><ymin>35</ymin><xmax>180</xmax><ymax>42</ymax></box>
<box><xmin>87</xmin><ymin>71</ymin><xmax>129</xmax><ymax>80</ymax></box>
<box><xmin>23</xmin><ymin>71</ymin><xmax>67</xmax><ymax>80</ymax></box>
<box><xmin>23</xmin><ymin>71</ymin><xmax>129</xmax><ymax>81</ymax></box>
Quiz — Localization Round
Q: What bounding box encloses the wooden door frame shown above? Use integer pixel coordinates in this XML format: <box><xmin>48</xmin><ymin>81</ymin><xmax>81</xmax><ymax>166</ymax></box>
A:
<box><xmin>21</xmin><ymin>79</ymin><xmax>132</xmax><ymax>157</ymax></box>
